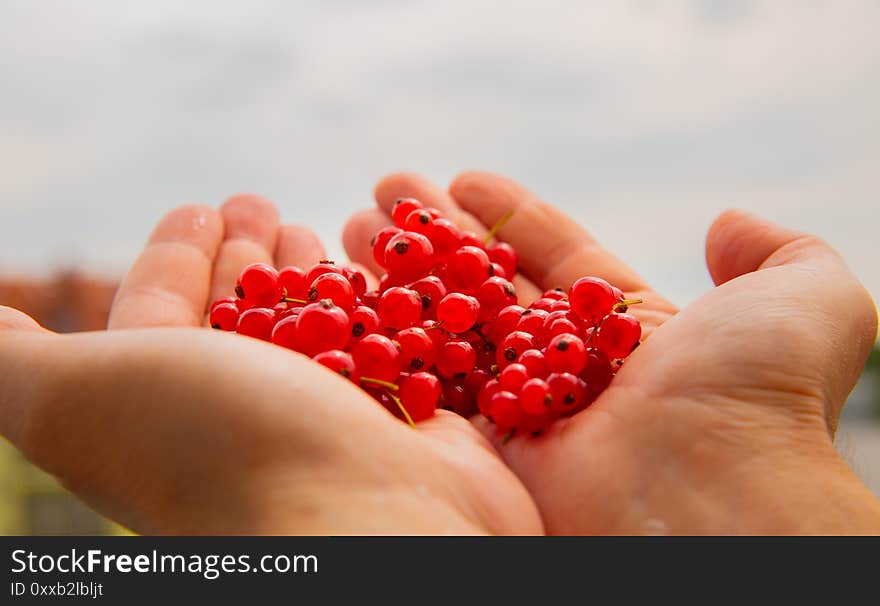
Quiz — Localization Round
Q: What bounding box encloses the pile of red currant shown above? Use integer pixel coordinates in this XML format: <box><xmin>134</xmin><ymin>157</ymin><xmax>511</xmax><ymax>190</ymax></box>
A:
<box><xmin>208</xmin><ymin>197</ymin><xmax>642</xmax><ymax>437</ymax></box>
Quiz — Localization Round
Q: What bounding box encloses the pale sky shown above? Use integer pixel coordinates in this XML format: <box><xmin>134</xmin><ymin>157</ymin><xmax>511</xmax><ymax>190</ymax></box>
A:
<box><xmin>1</xmin><ymin>0</ymin><xmax>878</xmax><ymax>310</ymax></box>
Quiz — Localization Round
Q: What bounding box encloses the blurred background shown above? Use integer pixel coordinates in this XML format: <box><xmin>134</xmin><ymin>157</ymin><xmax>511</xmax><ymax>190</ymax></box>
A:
<box><xmin>1</xmin><ymin>0</ymin><xmax>878</xmax><ymax>533</ymax></box>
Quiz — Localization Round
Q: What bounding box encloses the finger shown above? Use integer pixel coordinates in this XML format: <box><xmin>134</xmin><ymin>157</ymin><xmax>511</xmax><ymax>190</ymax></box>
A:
<box><xmin>274</xmin><ymin>224</ymin><xmax>327</xmax><ymax>269</ymax></box>
<box><xmin>342</xmin><ymin>208</ymin><xmax>389</xmax><ymax>277</ymax></box>
<box><xmin>109</xmin><ymin>205</ymin><xmax>224</xmax><ymax>329</ymax></box>
<box><xmin>209</xmin><ymin>194</ymin><xmax>280</xmax><ymax>303</ymax></box>
<box><xmin>374</xmin><ymin>174</ymin><xmax>542</xmax><ymax>302</ymax></box>
<box><xmin>449</xmin><ymin>171</ymin><xmax>650</xmax><ymax>294</ymax></box>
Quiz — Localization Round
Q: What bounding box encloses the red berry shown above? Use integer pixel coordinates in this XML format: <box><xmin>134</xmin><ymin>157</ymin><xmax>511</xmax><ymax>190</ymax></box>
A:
<box><xmin>392</xmin><ymin>197</ymin><xmax>423</xmax><ymax>227</ymax></box>
<box><xmin>477</xmin><ymin>379</ymin><xmax>502</xmax><ymax>416</ymax></box>
<box><xmin>270</xmin><ymin>315</ymin><xmax>298</xmax><ymax>349</ymax></box>
<box><xmin>308</xmin><ymin>272</ymin><xmax>356</xmax><ymax>309</ymax></box>
<box><xmin>497</xmin><ymin>331</ymin><xmax>536</xmax><ymax>368</ymax></box>
<box><xmin>210</xmin><ymin>296</ymin><xmax>237</xmax><ymax>311</ymax></box>
<box><xmin>447</xmin><ymin>245</ymin><xmax>491</xmax><ymax>291</ymax></box>
<box><xmin>403</xmin><ymin>209</ymin><xmax>435</xmax><ymax>236</ymax></box>
<box><xmin>489</xmin><ymin>262</ymin><xmax>507</xmax><ymax>279</ymax></box>
<box><xmin>306</xmin><ymin>261</ymin><xmax>342</xmax><ymax>284</ymax></box>
<box><xmin>459</xmin><ymin>231</ymin><xmax>486</xmax><ymax>250</ymax></box>
<box><xmin>384</xmin><ymin>231</ymin><xmax>434</xmax><ymax>282</ymax></box>
<box><xmin>569</xmin><ymin>276</ymin><xmax>616</xmax><ymax>324</ymax></box>
<box><xmin>428</xmin><ymin>218</ymin><xmax>461</xmax><ymax>260</ymax></box>
<box><xmin>547</xmin><ymin>372</ymin><xmax>585</xmax><ymax>415</ymax></box>
<box><xmin>209</xmin><ymin>301</ymin><xmax>239</xmax><ymax>331</ymax></box>
<box><xmin>515</xmin><ymin>308</ymin><xmax>549</xmax><ymax>338</ymax></box>
<box><xmin>595</xmin><ymin>313</ymin><xmax>642</xmax><ymax>359</ymax></box>
<box><xmin>542</xmin><ymin>288</ymin><xmax>567</xmax><ymax>301</ymax></box>
<box><xmin>399</xmin><ymin>372</ymin><xmax>441</xmax><ymax>422</ymax></box>
<box><xmin>518</xmin><ymin>348</ymin><xmax>550</xmax><ymax>379</ymax></box>
<box><xmin>519</xmin><ymin>378</ymin><xmax>552</xmax><ymax>416</ymax></box>
<box><xmin>499</xmin><ymin>363</ymin><xmax>530</xmax><ymax>392</ymax></box>
<box><xmin>396</xmin><ymin>327</ymin><xmax>437</xmax><ymax>371</ymax></box>
<box><xmin>442</xmin><ymin>382</ymin><xmax>473</xmax><ymax>416</ymax></box>
<box><xmin>436</xmin><ymin>340</ymin><xmax>476</xmax><ymax>379</ymax></box>
<box><xmin>465</xmin><ymin>368</ymin><xmax>492</xmax><ymax>396</ymax></box>
<box><xmin>278</xmin><ymin>266</ymin><xmax>309</xmax><ymax>300</ymax></box>
<box><xmin>343</xmin><ymin>267</ymin><xmax>368</xmax><ymax>297</ymax></box>
<box><xmin>378</xmin><ymin>286</ymin><xmax>422</xmax><ymax>329</ymax></box>
<box><xmin>529</xmin><ymin>298</ymin><xmax>555</xmax><ymax>312</ymax></box>
<box><xmin>487</xmin><ymin>242</ymin><xmax>518</xmax><ymax>278</ymax></box>
<box><xmin>295</xmin><ymin>299</ymin><xmax>350</xmax><ymax>356</ymax></box>
<box><xmin>353</xmin><ymin>333</ymin><xmax>402</xmax><ymax>383</ymax></box>
<box><xmin>313</xmin><ymin>349</ymin><xmax>358</xmax><ymax>382</ymax></box>
<box><xmin>546</xmin><ymin>333</ymin><xmax>587</xmax><ymax>375</ymax></box>
<box><xmin>476</xmin><ymin>277</ymin><xmax>517</xmax><ymax>319</ymax></box>
<box><xmin>487</xmin><ymin>304</ymin><xmax>525</xmax><ymax>342</ymax></box>
<box><xmin>582</xmin><ymin>348</ymin><xmax>614</xmax><ymax>400</ymax></box>
<box><xmin>350</xmin><ymin>305</ymin><xmax>380</xmax><ymax>340</ymax></box>
<box><xmin>488</xmin><ymin>391</ymin><xmax>521</xmax><ymax>430</ymax></box>
<box><xmin>436</xmin><ymin>293</ymin><xmax>480</xmax><ymax>333</ymax></box>
<box><xmin>371</xmin><ymin>226</ymin><xmax>402</xmax><ymax>269</ymax></box>
<box><xmin>236</xmin><ymin>307</ymin><xmax>275</xmax><ymax>341</ymax></box>
<box><xmin>409</xmin><ymin>276</ymin><xmax>447</xmax><ymax>318</ymax></box>
<box><xmin>236</xmin><ymin>263</ymin><xmax>280</xmax><ymax>307</ymax></box>
<box><xmin>545</xmin><ymin>317</ymin><xmax>580</xmax><ymax>341</ymax></box>
<box><xmin>360</xmin><ymin>290</ymin><xmax>380</xmax><ymax>310</ymax></box>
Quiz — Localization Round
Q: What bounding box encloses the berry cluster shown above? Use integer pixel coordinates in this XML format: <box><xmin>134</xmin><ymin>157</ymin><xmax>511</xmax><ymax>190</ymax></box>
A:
<box><xmin>208</xmin><ymin>197</ymin><xmax>642</xmax><ymax>437</ymax></box>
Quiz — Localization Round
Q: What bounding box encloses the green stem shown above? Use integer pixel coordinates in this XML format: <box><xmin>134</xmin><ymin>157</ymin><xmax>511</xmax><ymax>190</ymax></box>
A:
<box><xmin>483</xmin><ymin>209</ymin><xmax>514</xmax><ymax>244</ymax></box>
<box><xmin>388</xmin><ymin>392</ymin><xmax>416</xmax><ymax>429</ymax></box>
<box><xmin>360</xmin><ymin>377</ymin><xmax>399</xmax><ymax>391</ymax></box>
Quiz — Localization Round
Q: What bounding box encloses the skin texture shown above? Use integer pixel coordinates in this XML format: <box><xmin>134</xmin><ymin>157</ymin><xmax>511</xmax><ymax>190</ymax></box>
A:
<box><xmin>344</xmin><ymin>171</ymin><xmax>880</xmax><ymax>534</ymax></box>
<box><xmin>0</xmin><ymin>178</ymin><xmax>878</xmax><ymax>534</ymax></box>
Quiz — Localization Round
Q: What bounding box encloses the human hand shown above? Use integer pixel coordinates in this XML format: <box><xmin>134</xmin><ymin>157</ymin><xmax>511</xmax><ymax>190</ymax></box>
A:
<box><xmin>0</xmin><ymin>195</ymin><xmax>542</xmax><ymax>535</ymax></box>
<box><xmin>343</xmin><ymin>172</ymin><xmax>880</xmax><ymax>534</ymax></box>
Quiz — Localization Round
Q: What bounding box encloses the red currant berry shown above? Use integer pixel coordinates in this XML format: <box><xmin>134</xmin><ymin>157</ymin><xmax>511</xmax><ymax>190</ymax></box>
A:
<box><xmin>499</xmin><ymin>363</ymin><xmax>530</xmax><ymax>392</ymax></box>
<box><xmin>343</xmin><ymin>267</ymin><xmax>368</xmax><ymax>297</ymax></box>
<box><xmin>278</xmin><ymin>266</ymin><xmax>309</xmax><ymax>300</ymax></box>
<box><xmin>486</xmin><ymin>304</ymin><xmax>526</xmax><ymax>342</ymax></box>
<box><xmin>360</xmin><ymin>290</ymin><xmax>380</xmax><ymax>310</ymax></box>
<box><xmin>399</xmin><ymin>372</ymin><xmax>441</xmax><ymax>422</ymax></box>
<box><xmin>436</xmin><ymin>293</ymin><xmax>480</xmax><ymax>333</ymax></box>
<box><xmin>519</xmin><ymin>378</ymin><xmax>552</xmax><ymax>416</ymax></box>
<box><xmin>392</xmin><ymin>197</ymin><xmax>423</xmax><ymax>227</ymax></box>
<box><xmin>489</xmin><ymin>262</ymin><xmax>507</xmax><ymax>279</ymax></box>
<box><xmin>459</xmin><ymin>231</ymin><xmax>486</xmax><ymax>250</ymax></box>
<box><xmin>209</xmin><ymin>301</ymin><xmax>239</xmax><ymax>331</ymax></box>
<box><xmin>519</xmin><ymin>348</ymin><xmax>550</xmax><ymax>379</ymax></box>
<box><xmin>547</xmin><ymin>372</ymin><xmax>585</xmax><ymax>415</ymax></box>
<box><xmin>476</xmin><ymin>277</ymin><xmax>517</xmax><ymax>319</ymax></box>
<box><xmin>595</xmin><ymin>312</ymin><xmax>641</xmax><ymax>359</ymax></box>
<box><xmin>542</xmin><ymin>288</ymin><xmax>567</xmax><ymax>301</ymax></box>
<box><xmin>353</xmin><ymin>333</ymin><xmax>402</xmax><ymax>383</ymax></box>
<box><xmin>396</xmin><ymin>327</ymin><xmax>437</xmax><ymax>371</ymax></box>
<box><xmin>350</xmin><ymin>305</ymin><xmax>380</xmax><ymax>340</ymax></box>
<box><xmin>371</xmin><ymin>226</ymin><xmax>402</xmax><ymax>269</ymax></box>
<box><xmin>447</xmin><ymin>245</ymin><xmax>491</xmax><ymax>291</ymax></box>
<box><xmin>408</xmin><ymin>275</ymin><xmax>447</xmax><ymax>318</ymax></box>
<box><xmin>236</xmin><ymin>307</ymin><xmax>275</xmax><ymax>341</ymax></box>
<box><xmin>582</xmin><ymin>348</ymin><xmax>614</xmax><ymax>400</ymax></box>
<box><xmin>428</xmin><ymin>218</ymin><xmax>461</xmax><ymax>260</ymax></box>
<box><xmin>378</xmin><ymin>286</ymin><xmax>422</xmax><ymax>329</ymax></box>
<box><xmin>436</xmin><ymin>340</ymin><xmax>476</xmax><ymax>380</ymax></box>
<box><xmin>549</xmin><ymin>299</ymin><xmax>571</xmax><ymax>313</ymax></box>
<box><xmin>442</xmin><ymin>382</ymin><xmax>474</xmax><ymax>416</ymax></box>
<box><xmin>528</xmin><ymin>298</ymin><xmax>555</xmax><ymax>312</ymax></box>
<box><xmin>465</xmin><ymin>368</ymin><xmax>492</xmax><ymax>396</ymax></box>
<box><xmin>497</xmin><ymin>330</ymin><xmax>536</xmax><ymax>369</ymax></box>
<box><xmin>210</xmin><ymin>296</ymin><xmax>237</xmax><ymax>311</ymax></box>
<box><xmin>569</xmin><ymin>276</ymin><xmax>616</xmax><ymax>324</ymax></box>
<box><xmin>403</xmin><ymin>209</ymin><xmax>435</xmax><ymax>236</ymax></box>
<box><xmin>306</xmin><ymin>260</ymin><xmax>342</xmax><ymax>284</ymax></box>
<box><xmin>308</xmin><ymin>272</ymin><xmax>356</xmax><ymax>309</ymax></box>
<box><xmin>384</xmin><ymin>231</ymin><xmax>434</xmax><ymax>282</ymax></box>
<box><xmin>270</xmin><ymin>314</ymin><xmax>298</xmax><ymax>349</ymax></box>
<box><xmin>313</xmin><ymin>349</ymin><xmax>358</xmax><ymax>382</ymax></box>
<box><xmin>545</xmin><ymin>317</ymin><xmax>579</xmax><ymax>341</ymax></box>
<box><xmin>235</xmin><ymin>263</ymin><xmax>280</xmax><ymax>307</ymax></box>
<box><xmin>515</xmin><ymin>308</ymin><xmax>549</xmax><ymax>338</ymax></box>
<box><xmin>295</xmin><ymin>299</ymin><xmax>350</xmax><ymax>356</ymax></box>
<box><xmin>546</xmin><ymin>333</ymin><xmax>587</xmax><ymax>375</ymax></box>
<box><xmin>488</xmin><ymin>391</ymin><xmax>521</xmax><ymax>430</ymax></box>
<box><xmin>477</xmin><ymin>379</ymin><xmax>502</xmax><ymax>416</ymax></box>
<box><xmin>487</xmin><ymin>241</ymin><xmax>518</xmax><ymax>279</ymax></box>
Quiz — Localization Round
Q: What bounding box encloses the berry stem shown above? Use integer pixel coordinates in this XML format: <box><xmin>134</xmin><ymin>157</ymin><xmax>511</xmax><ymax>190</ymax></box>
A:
<box><xmin>613</xmin><ymin>298</ymin><xmax>643</xmax><ymax>311</ymax></box>
<box><xmin>281</xmin><ymin>297</ymin><xmax>309</xmax><ymax>305</ymax></box>
<box><xmin>360</xmin><ymin>376</ymin><xmax>400</xmax><ymax>391</ymax></box>
<box><xmin>502</xmin><ymin>428</ymin><xmax>516</xmax><ymax>444</ymax></box>
<box><xmin>483</xmin><ymin>209</ymin><xmax>514</xmax><ymax>244</ymax></box>
<box><xmin>387</xmin><ymin>392</ymin><xmax>416</xmax><ymax>429</ymax></box>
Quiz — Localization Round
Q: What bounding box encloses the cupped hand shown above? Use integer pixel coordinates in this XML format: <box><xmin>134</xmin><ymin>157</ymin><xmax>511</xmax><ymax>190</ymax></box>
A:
<box><xmin>0</xmin><ymin>195</ymin><xmax>542</xmax><ymax>535</ymax></box>
<box><xmin>343</xmin><ymin>172</ymin><xmax>880</xmax><ymax>534</ymax></box>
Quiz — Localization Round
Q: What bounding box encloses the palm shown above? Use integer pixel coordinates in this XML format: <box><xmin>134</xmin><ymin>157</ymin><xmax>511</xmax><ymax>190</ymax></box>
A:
<box><xmin>101</xmin><ymin>195</ymin><xmax>541</xmax><ymax>534</ymax></box>
<box><xmin>343</xmin><ymin>172</ymin><xmax>874</xmax><ymax>534</ymax></box>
